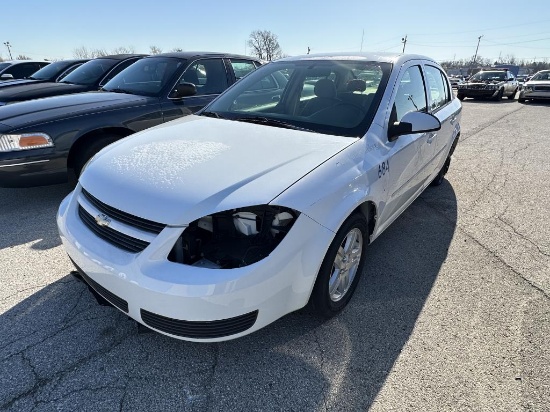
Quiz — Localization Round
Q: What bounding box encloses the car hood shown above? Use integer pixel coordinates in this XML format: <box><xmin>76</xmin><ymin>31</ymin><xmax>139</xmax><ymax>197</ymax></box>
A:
<box><xmin>0</xmin><ymin>92</ymin><xmax>150</xmax><ymax>129</ymax></box>
<box><xmin>0</xmin><ymin>81</ymin><xmax>91</xmax><ymax>104</ymax></box>
<box><xmin>0</xmin><ymin>79</ymin><xmax>43</xmax><ymax>88</ymax></box>
<box><xmin>79</xmin><ymin>115</ymin><xmax>357</xmax><ymax>225</ymax></box>
<box><xmin>525</xmin><ymin>80</ymin><xmax>550</xmax><ymax>86</ymax></box>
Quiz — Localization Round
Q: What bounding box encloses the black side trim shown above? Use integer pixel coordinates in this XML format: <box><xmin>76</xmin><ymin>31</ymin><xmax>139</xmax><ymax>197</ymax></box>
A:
<box><xmin>71</xmin><ymin>260</ymin><xmax>129</xmax><ymax>313</ymax></box>
<box><xmin>140</xmin><ymin>309</ymin><xmax>258</xmax><ymax>339</ymax></box>
<box><xmin>81</xmin><ymin>188</ymin><xmax>166</xmax><ymax>234</ymax></box>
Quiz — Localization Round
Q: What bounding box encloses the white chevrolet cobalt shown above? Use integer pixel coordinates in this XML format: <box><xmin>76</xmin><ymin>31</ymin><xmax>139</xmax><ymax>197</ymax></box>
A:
<box><xmin>58</xmin><ymin>53</ymin><xmax>462</xmax><ymax>342</ymax></box>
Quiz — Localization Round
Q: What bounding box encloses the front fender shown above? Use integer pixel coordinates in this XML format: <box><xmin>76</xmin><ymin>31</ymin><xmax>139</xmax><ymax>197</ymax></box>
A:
<box><xmin>272</xmin><ymin>134</ymin><xmax>384</xmax><ymax>235</ymax></box>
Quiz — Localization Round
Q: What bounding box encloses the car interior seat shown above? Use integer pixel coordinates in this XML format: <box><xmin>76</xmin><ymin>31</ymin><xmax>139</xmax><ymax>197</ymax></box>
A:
<box><xmin>301</xmin><ymin>78</ymin><xmax>339</xmax><ymax>116</ymax></box>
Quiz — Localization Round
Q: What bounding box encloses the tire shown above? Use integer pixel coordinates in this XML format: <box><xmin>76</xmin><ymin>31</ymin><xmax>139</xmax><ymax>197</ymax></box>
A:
<box><xmin>493</xmin><ymin>88</ymin><xmax>504</xmax><ymax>101</ymax></box>
<box><xmin>430</xmin><ymin>157</ymin><xmax>451</xmax><ymax>187</ymax></box>
<box><xmin>518</xmin><ymin>98</ymin><xmax>526</xmax><ymax>103</ymax></box>
<box><xmin>507</xmin><ymin>88</ymin><xmax>518</xmax><ymax>100</ymax></box>
<box><xmin>457</xmin><ymin>94</ymin><xmax>465</xmax><ymax>101</ymax></box>
<box><xmin>309</xmin><ymin>213</ymin><xmax>368</xmax><ymax>317</ymax></box>
<box><xmin>73</xmin><ymin>135</ymin><xmax>120</xmax><ymax>177</ymax></box>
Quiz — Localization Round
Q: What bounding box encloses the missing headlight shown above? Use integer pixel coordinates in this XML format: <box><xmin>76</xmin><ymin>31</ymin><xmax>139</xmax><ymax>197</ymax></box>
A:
<box><xmin>168</xmin><ymin>205</ymin><xmax>300</xmax><ymax>269</ymax></box>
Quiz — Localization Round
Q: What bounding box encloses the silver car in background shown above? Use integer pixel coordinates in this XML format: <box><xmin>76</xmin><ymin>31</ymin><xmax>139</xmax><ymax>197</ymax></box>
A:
<box><xmin>518</xmin><ymin>70</ymin><xmax>550</xmax><ymax>103</ymax></box>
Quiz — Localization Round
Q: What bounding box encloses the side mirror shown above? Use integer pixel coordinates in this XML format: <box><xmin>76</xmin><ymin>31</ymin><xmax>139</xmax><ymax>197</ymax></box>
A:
<box><xmin>169</xmin><ymin>82</ymin><xmax>197</xmax><ymax>99</ymax></box>
<box><xmin>388</xmin><ymin>111</ymin><xmax>441</xmax><ymax>142</ymax></box>
<box><xmin>0</xmin><ymin>74</ymin><xmax>14</xmax><ymax>81</ymax></box>
<box><xmin>508</xmin><ymin>77</ymin><xmax>515</xmax><ymax>81</ymax></box>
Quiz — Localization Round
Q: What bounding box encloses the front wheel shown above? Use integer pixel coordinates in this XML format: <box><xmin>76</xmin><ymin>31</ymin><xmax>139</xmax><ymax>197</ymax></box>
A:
<box><xmin>309</xmin><ymin>213</ymin><xmax>368</xmax><ymax>317</ymax></box>
<box><xmin>493</xmin><ymin>88</ymin><xmax>504</xmax><ymax>101</ymax></box>
<box><xmin>518</xmin><ymin>97</ymin><xmax>526</xmax><ymax>103</ymax></box>
<box><xmin>73</xmin><ymin>135</ymin><xmax>121</xmax><ymax>177</ymax></box>
<box><xmin>457</xmin><ymin>94</ymin><xmax>465</xmax><ymax>101</ymax></box>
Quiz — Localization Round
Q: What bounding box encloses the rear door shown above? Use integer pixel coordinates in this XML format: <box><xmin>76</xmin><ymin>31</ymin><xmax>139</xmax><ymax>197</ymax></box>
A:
<box><xmin>423</xmin><ymin>64</ymin><xmax>456</xmax><ymax>177</ymax></box>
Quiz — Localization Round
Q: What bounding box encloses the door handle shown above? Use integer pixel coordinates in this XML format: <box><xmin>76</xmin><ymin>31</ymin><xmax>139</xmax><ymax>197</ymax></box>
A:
<box><xmin>427</xmin><ymin>132</ymin><xmax>437</xmax><ymax>144</ymax></box>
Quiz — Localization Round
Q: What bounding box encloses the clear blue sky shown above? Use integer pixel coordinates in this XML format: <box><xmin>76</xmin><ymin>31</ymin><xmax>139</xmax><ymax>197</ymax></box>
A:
<box><xmin>2</xmin><ymin>0</ymin><xmax>549</xmax><ymax>63</ymax></box>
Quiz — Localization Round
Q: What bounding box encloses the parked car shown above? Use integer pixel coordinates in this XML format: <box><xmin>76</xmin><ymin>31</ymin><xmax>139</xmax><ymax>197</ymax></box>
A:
<box><xmin>518</xmin><ymin>70</ymin><xmax>550</xmax><ymax>103</ymax></box>
<box><xmin>57</xmin><ymin>52</ymin><xmax>462</xmax><ymax>342</ymax></box>
<box><xmin>0</xmin><ymin>59</ymin><xmax>88</xmax><ymax>89</ymax></box>
<box><xmin>516</xmin><ymin>74</ymin><xmax>529</xmax><ymax>89</ymax></box>
<box><xmin>456</xmin><ymin>68</ymin><xmax>518</xmax><ymax>100</ymax></box>
<box><xmin>0</xmin><ymin>52</ymin><xmax>261</xmax><ymax>187</ymax></box>
<box><xmin>449</xmin><ymin>76</ymin><xmax>464</xmax><ymax>88</ymax></box>
<box><xmin>0</xmin><ymin>54</ymin><xmax>145</xmax><ymax>105</ymax></box>
<box><xmin>0</xmin><ymin>60</ymin><xmax>50</xmax><ymax>81</ymax></box>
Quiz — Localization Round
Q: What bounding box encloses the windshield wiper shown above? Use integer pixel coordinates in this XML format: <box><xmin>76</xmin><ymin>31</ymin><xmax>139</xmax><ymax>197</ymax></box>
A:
<box><xmin>201</xmin><ymin>111</ymin><xmax>225</xmax><ymax>119</ymax></box>
<box><xmin>234</xmin><ymin>116</ymin><xmax>313</xmax><ymax>132</ymax></box>
<box><xmin>104</xmin><ymin>88</ymin><xmax>135</xmax><ymax>95</ymax></box>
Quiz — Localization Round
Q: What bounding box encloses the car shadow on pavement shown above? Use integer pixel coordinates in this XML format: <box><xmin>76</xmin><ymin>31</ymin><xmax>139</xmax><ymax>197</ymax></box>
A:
<box><xmin>0</xmin><ymin>181</ymin><xmax>457</xmax><ymax>411</ymax></box>
<box><xmin>0</xmin><ymin>184</ymin><xmax>72</xmax><ymax>251</ymax></box>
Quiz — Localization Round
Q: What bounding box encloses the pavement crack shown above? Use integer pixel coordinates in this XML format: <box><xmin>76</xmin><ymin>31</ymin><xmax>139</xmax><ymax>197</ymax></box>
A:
<box><xmin>460</xmin><ymin>105</ymin><xmax>525</xmax><ymax>144</ymax></box>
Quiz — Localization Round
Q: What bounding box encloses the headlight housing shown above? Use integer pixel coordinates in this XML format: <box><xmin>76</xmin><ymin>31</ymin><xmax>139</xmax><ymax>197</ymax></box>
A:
<box><xmin>524</xmin><ymin>86</ymin><xmax>533</xmax><ymax>92</ymax></box>
<box><xmin>169</xmin><ymin>205</ymin><xmax>300</xmax><ymax>269</ymax></box>
<box><xmin>0</xmin><ymin>133</ymin><xmax>53</xmax><ymax>152</ymax></box>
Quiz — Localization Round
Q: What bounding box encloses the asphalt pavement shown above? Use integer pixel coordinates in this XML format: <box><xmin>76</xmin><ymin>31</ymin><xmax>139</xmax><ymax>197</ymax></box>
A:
<box><xmin>1</xmin><ymin>98</ymin><xmax>548</xmax><ymax>411</ymax></box>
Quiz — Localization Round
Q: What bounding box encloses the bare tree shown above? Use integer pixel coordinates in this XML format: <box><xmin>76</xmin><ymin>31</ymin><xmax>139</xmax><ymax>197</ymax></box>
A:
<box><xmin>247</xmin><ymin>30</ymin><xmax>282</xmax><ymax>61</ymax></box>
<box><xmin>171</xmin><ymin>47</ymin><xmax>184</xmax><ymax>52</ymax></box>
<box><xmin>111</xmin><ymin>46</ymin><xmax>136</xmax><ymax>54</ymax></box>
<box><xmin>16</xmin><ymin>55</ymin><xmax>31</xmax><ymax>60</ymax></box>
<box><xmin>149</xmin><ymin>45</ymin><xmax>162</xmax><ymax>55</ymax></box>
<box><xmin>73</xmin><ymin>46</ymin><xmax>108</xmax><ymax>59</ymax></box>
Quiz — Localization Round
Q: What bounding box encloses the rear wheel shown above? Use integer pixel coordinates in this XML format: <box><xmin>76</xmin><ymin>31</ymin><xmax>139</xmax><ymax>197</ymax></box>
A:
<box><xmin>73</xmin><ymin>134</ymin><xmax>120</xmax><ymax>177</ymax></box>
<box><xmin>430</xmin><ymin>157</ymin><xmax>451</xmax><ymax>186</ymax></box>
<box><xmin>309</xmin><ymin>213</ymin><xmax>368</xmax><ymax>317</ymax></box>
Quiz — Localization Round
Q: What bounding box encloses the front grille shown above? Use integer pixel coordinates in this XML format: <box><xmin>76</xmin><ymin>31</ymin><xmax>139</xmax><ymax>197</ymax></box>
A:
<box><xmin>72</xmin><ymin>260</ymin><xmax>129</xmax><ymax>313</ymax></box>
<box><xmin>140</xmin><ymin>309</ymin><xmax>258</xmax><ymax>339</ymax></box>
<box><xmin>534</xmin><ymin>85</ymin><xmax>550</xmax><ymax>91</ymax></box>
<box><xmin>79</xmin><ymin>205</ymin><xmax>149</xmax><ymax>253</ymax></box>
<box><xmin>81</xmin><ymin>188</ymin><xmax>165</xmax><ymax>234</ymax></box>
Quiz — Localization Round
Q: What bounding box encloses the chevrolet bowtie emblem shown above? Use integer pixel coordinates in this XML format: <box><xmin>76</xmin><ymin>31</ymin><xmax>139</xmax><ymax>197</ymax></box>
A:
<box><xmin>95</xmin><ymin>213</ymin><xmax>112</xmax><ymax>227</ymax></box>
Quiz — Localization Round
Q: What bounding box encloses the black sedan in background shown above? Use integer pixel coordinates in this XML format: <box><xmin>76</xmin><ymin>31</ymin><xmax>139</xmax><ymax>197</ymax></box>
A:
<box><xmin>0</xmin><ymin>54</ymin><xmax>145</xmax><ymax>105</ymax></box>
<box><xmin>0</xmin><ymin>59</ymin><xmax>88</xmax><ymax>89</ymax></box>
<box><xmin>0</xmin><ymin>52</ymin><xmax>261</xmax><ymax>187</ymax></box>
<box><xmin>0</xmin><ymin>60</ymin><xmax>50</xmax><ymax>81</ymax></box>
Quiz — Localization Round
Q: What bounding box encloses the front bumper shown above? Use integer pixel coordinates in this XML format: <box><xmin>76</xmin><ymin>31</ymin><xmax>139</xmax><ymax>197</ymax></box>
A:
<box><xmin>457</xmin><ymin>88</ymin><xmax>500</xmax><ymax>98</ymax></box>
<box><xmin>57</xmin><ymin>186</ymin><xmax>335</xmax><ymax>342</ymax></box>
<box><xmin>0</xmin><ymin>148</ymin><xmax>67</xmax><ymax>187</ymax></box>
<box><xmin>519</xmin><ymin>88</ymin><xmax>550</xmax><ymax>100</ymax></box>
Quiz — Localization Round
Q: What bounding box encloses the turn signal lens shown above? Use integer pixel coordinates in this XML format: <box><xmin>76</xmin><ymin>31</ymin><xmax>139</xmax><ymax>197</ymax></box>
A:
<box><xmin>0</xmin><ymin>133</ymin><xmax>54</xmax><ymax>152</ymax></box>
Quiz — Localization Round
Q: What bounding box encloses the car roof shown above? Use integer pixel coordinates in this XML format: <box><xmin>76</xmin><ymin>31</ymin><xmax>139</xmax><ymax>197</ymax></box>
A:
<box><xmin>275</xmin><ymin>52</ymin><xmax>439</xmax><ymax>65</ymax></box>
<box><xmin>145</xmin><ymin>52</ymin><xmax>258</xmax><ymax>60</ymax></box>
<box><xmin>95</xmin><ymin>54</ymin><xmax>148</xmax><ymax>60</ymax></box>
<box><xmin>1</xmin><ymin>60</ymin><xmax>49</xmax><ymax>64</ymax></box>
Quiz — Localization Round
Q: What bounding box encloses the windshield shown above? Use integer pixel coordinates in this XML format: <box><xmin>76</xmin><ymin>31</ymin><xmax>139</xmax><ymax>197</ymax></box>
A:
<box><xmin>30</xmin><ymin>61</ymin><xmax>71</xmax><ymax>80</ymax></box>
<box><xmin>470</xmin><ymin>71</ymin><xmax>506</xmax><ymax>82</ymax></box>
<box><xmin>531</xmin><ymin>71</ymin><xmax>550</xmax><ymax>81</ymax></box>
<box><xmin>203</xmin><ymin>59</ymin><xmax>391</xmax><ymax>137</ymax></box>
<box><xmin>102</xmin><ymin>57</ymin><xmax>185</xmax><ymax>96</ymax></box>
<box><xmin>60</xmin><ymin>58</ymin><xmax>117</xmax><ymax>85</ymax></box>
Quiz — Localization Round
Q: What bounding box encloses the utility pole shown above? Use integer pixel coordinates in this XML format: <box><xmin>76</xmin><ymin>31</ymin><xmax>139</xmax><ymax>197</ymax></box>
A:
<box><xmin>473</xmin><ymin>35</ymin><xmax>483</xmax><ymax>65</ymax></box>
<box><xmin>307</xmin><ymin>47</ymin><xmax>310</xmax><ymax>55</ymax></box>
<box><xmin>401</xmin><ymin>35</ymin><xmax>407</xmax><ymax>53</ymax></box>
<box><xmin>3</xmin><ymin>41</ymin><xmax>13</xmax><ymax>60</ymax></box>
<box><xmin>360</xmin><ymin>29</ymin><xmax>364</xmax><ymax>52</ymax></box>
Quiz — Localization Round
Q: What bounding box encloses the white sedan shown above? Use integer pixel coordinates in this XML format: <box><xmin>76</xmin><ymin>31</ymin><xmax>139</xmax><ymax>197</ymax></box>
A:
<box><xmin>57</xmin><ymin>52</ymin><xmax>462</xmax><ymax>342</ymax></box>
